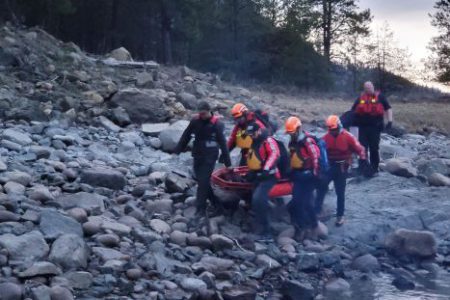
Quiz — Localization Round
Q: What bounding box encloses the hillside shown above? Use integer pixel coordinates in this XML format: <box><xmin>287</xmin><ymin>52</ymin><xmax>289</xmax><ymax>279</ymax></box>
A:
<box><xmin>0</xmin><ymin>26</ymin><xmax>449</xmax><ymax>300</ymax></box>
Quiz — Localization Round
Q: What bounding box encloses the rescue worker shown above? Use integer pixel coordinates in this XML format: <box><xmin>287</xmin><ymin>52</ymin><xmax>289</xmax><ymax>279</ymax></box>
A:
<box><xmin>285</xmin><ymin>116</ymin><xmax>320</xmax><ymax>237</ymax></box>
<box><xmin>245</xmin><ymin>123</ymin><xmax>280</xmax><ymax>239</ymax></box>
<box><xmin>226</xmin><ymin>103</ymin><xmax>267</xmax><ymax>166</ymax></box>
<box><xmin>315</xmin><ymin>115</ymin><xmax>367</xmax><ymax>226</ymax></box>
<box><xmin>174</xmin><ymin>101</ymin><xmax>231</xmax><ymax>216</ymax></box>
<box><xmin>351</xmin><ymin>81</ymin><xmax>393</xmax><ymax>176</ymax></box>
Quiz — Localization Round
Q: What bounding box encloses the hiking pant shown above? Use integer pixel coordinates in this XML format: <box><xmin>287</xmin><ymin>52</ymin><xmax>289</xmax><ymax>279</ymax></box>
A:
<box><xmin>290</xmin><ymin>170</ymin><xmax>318</xmax><ymax>229</ymax></box>
<box><xmin>315</xmin><ymin>162</ymin><xmax>347</xmax><ymax>217</ymax></box>
<box><xmin>193</xmin><ymin>156</ymin><xmax>217</xmax><ymax>212</ymax></box>
<box><xmin>358</xmin><ymin>126</ymin><xmax>381</xmax><ymax>171</ymax></box>
<box><xmin>252</xmin><ymin>177</ymin><xmax>277</xmax><ymax>233</ymax></box>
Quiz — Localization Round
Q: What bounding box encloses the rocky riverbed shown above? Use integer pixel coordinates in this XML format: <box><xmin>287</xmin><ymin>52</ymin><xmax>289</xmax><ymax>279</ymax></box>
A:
<box><xmin>0</xmin><ymin>25</ymin><xmax>449</xmax><ymax>300</ymax></box>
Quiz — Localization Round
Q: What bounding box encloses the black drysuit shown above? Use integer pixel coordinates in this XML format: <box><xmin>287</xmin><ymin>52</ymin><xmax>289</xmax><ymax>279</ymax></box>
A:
<box><xmin>175</xmin><ymin>115</ymin><xmax>231</xmax><ymax>212</ymax></box>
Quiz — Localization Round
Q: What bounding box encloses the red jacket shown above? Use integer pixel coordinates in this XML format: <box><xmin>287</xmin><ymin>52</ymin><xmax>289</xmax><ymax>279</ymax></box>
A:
<box><xmin>322</xmin><ymin>129</ymin><xmax>366</xmax><ymax>162</ymax></box>
<box><xmin>289</xmin><ymin>133</ymin><xmax>320</xmax><ymax>174</ymax></box>
<box><xmin>227</xmin><ymin>113</ymin><xmax>266</xmax><ymax>150</ymax></box>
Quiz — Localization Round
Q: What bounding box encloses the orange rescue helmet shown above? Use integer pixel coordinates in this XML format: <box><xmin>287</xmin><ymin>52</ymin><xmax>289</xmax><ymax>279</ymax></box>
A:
<box><xmin>285</xmin><ymin>116</ymin><xmax>302</xmax><ymax>134</ymax></box>
<box><xmin>326</xmin><ymin>115</ymin><xmax>341</xmax><ymax>130</ymax></box>
<box><xmin>231</xmin><ymin>103</ymin><xmax>248</xmax><ymax>118</ymax></box>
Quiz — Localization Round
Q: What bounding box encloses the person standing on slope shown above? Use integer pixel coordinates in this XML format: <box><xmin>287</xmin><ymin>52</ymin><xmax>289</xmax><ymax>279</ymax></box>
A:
<box><xmin>174</xmin><ymin>101</ymin><xmax>231</xmax><ymax>216</ymax></box>
<box><xmin>315</xmin><ymin>115</ymin><xmax>367</xmax><ymax>226</ymax></box>
<box><xmin>351</xmin><ymin>81</ymin><xmax>393</xmax><ymax>176</ymax></box>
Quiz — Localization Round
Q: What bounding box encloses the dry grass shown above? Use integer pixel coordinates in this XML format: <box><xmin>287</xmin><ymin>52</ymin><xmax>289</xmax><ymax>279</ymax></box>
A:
<box><xmin>250</xmin><ymin>90</ymin><xmax>450</xmax><ymax>134</ymax></box>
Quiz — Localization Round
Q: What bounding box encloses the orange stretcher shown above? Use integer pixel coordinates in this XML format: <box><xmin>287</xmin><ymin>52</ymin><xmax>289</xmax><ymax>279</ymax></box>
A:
<box><xmin>211</xmin><ymin>166</ymin><xmax>293</xmax><ymax>199</ymax></box>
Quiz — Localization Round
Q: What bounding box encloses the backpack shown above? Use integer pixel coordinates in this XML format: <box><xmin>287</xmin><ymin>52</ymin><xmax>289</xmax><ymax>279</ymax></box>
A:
<box><xmin>340</xmin><ymin>110</ymin><xmax>354</xmax><ymax>129</ymax></box>
<box><xmin>274</xmin><ymin>139</ymin><xmax>290</xmax><ymax>179</ymax></box>
<box><xmin>254</xmin><ymin>109</ymin><xmax>279</xmax><ymax>134</ymax></box>
<box><xmin>304</xmin><ymin>133</ymin><xmax>330</xmax><ymax>175</ymax></box>
<box><xmin>262</xmin><ymin>138</ymin><xmax>290</xmax><ymax>179</ymax></box>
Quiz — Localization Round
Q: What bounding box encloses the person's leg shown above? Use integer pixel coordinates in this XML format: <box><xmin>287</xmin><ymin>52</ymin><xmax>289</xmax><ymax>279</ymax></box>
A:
<box><xmin>303</xmin><ymin>176</ymin><xmax>318</xmax><ymax>229</ymax></box>
<box><xmin>334</xmin><ymin>165</ymin><xmax>347</xmax><ymax>218</ymax></box>
<box><xmin>314</xmin><ymin>175</ymin><xmax>331</xmax><ymax>215</ymax></box>
<box><xmin>358</xmin><ymin>127</ymin><xmax>370</xmax><ymax>167</ymax></box>
<box><xmin>251</xmin><ymin>178</ymin><xmax>276</xmax><ymax>233</ymax></box>
<box><xmin>368</xmin><ymin>128</ymin><xmax>381</xmax><ymax>171</ymax></box>
<box><xmin>194</xmin><ymin>158</ymin><xmax>214</xmax><ymax>213</ymax></box>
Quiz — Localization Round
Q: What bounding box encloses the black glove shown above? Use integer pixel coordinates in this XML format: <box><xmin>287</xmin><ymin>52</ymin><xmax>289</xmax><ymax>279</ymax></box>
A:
<box><xmin>256</xmin><ymin>170</ymin><xmax>273</xmax><ymax>181</ymax></box>
<box><xmin>385</xmin><ymin>121</ymin><xmax>393</xmax><ymax>131</ymax></box>
<box><xmin>218</xmin><ymin>154</ymin><xmax>225</xmax><ymax>164</ymax></box>
<box><xmin>244</xmin><ymin>171</ymin><xmax>257</xmax><ymax>183</ymax></box>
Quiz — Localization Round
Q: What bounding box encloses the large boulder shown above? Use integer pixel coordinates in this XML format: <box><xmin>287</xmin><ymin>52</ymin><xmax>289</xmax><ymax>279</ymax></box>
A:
<box><xmin>385</xmin><ymin>229</ymin><xmax>437</xmax><ymax>258</ymax></box>
<box><xmin>111</xmin><ymin>88</ymin><xmax>171</xmax><ymax>123</ymax></box>
<box><xmin>0</xmin><ymin>231</ymin><xmax>49</xmax><ymax>264</ymax></box>
<box><xmin>39</xmin><ymin>210</ymin><xmax>83</xmax><ymax>239</ymax></box>
<box><xmin>159</xmin><ymin>120</ymin><xmax>190</xmax><ymax>152</ymax></box>
<box><xmin>80</xmin><ymin>168</ymin><xmax>126</xmax><ymax>190</ymax></box>
<box><xmin>141</xmin><ymin>123</ymin><xmax>170</xmax><ymax>137</ymax></box>
<box><xmin>49</xmin><ymin>234</ymin><xmax>89</xmax><ymax>269</ymax></box>
<box><xmin>383</xmin><ymin>158</ymin><xmax>417</xmax><ymax>178</ymax></box>
<box><xmin>177</xmin><ymin>92</ymin><xmax>199</xmax><ymax>109</ymax></box>
<box><xmin>109</xmin><ymin>47</ymin><xmax>132</xmax><ymax>61</ymax></box>
<box><xmin>0</xmin><ymin>282</ymin><xmax>23</xmax><ymax>300</ymax></box>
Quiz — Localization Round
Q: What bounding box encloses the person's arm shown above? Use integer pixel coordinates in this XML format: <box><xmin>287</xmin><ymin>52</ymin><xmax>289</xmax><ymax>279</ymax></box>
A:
<box><xmin>381</xmin><ymin>94</ymin><xmax>393</xmax><ymax>124</ymax></box>
<box><xmin>263</xmin><ymin>138</ymin><xmax>280</xmax><ymax>171</ymax></box>
<box><xmin>351</xmin><ymin>98</ymin><xmax>359</xmax><ymax>111</ymax></box>
<box><xmin>173</xmin><ymin>120</ymin><xmax>194</xmax><ymax>154</ymax></box>
<box><xmin>227</xmin><ymin>125</ymin><xmax>238</xmax><ymax>151</ymax></box>
<box><xmin>216</xmin><ymin>122</ymin><xmax>232</xmax><ymax>167</ymax></box>
<box><xmin>347</xmin><ymin>132</ymin><xmax>366</xmax><ymax>160</ymax></box>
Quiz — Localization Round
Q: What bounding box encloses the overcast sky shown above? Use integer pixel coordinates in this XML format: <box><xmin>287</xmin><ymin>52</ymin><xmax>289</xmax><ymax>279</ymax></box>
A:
<box><xmin>359</xmin><ymin>0</ymin><xmax>437</xmax><ymax>63</ymax></box>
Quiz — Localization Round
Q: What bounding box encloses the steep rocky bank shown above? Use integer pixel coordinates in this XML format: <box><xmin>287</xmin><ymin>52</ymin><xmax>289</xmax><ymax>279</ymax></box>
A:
<box><xmin>0</xmin><ymin>25</ymin><xmax>449</xmax><ymax>300</ymax></box>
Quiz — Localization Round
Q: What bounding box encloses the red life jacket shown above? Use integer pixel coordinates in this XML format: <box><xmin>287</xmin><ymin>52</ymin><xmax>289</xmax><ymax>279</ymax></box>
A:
<box><xmin>194</xmin><ymin>114</ymin><xmax>219</xmax><ymax>124</ymax></box>
<box><xmin>355</xmin><ymin>92</ymin><xmax>385</xmax><ymax>117</ymax></box>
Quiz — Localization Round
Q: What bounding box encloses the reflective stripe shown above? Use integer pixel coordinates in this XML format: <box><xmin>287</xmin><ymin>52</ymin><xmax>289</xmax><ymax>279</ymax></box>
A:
<box><xmin>264</xmin><ymin>138</ymin><xmax>279</xmax><ymax>171</ymax></box>
<box><xmin>205</xmin><ymin>141</ymin><xmax>218</xmax><ymax>147</ymax></box>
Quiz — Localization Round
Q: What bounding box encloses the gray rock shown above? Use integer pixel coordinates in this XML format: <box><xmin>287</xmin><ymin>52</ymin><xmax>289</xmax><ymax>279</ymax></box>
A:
<box><xmin>63</xmin><ymin>271</ymin><xmax>93</xmax><ymax>289</ymax></box>
<box><xmin>29</xmin><ymin>186</ymin><xmax>55</xmax><ymax>202</ymax></box>
<box><xmin>2</xmin><ymin>128</ymin><xmax>32</xmax><ymax>145</ymax></box>
<box><xmin>281</xmin><ymin>280</ymin><xmax>314</xmax><ymax>300</ymax></box>
<box><xmin>177</xmin><ymin>92</ymin><xmax>198</xmax><ymax>109</ymax></box>
<box><xmin>159</xmin><ymin>120</ymin><xmax>189</xmax><ymax>152</ymax></box>
<box><xmin>385</xmin><ymin>229</ymin><xmax>437</xmax><ymax>258</ymax></box>
<box><xmin>126</xmin><ymin>268</ymin><xmax>142</xmax><ymax>280</ymax></box>
<box><xmin>0</xmin><ymin>231</ymin><xmax>49</xmax><ymax>263</ymax></box>
<box><xmin>142</xmin><ymin>123</ymin><xmax>170</xmax><ymax>137</ymax></box>
<box><xmin>80</xmin><ymin>168</ymin><xmax>126</xmax><ymax>190</ymax></box>
<box><xmin>146</xmin><ymin>199</ymin><xmax>173</xmax><ymax>214</ymax></box>
<box><xmin>165</xmin><ymin>172</ymin><xmax>193</xmax><ymax>193</ymax></box>
<box><xmin>384</xmin><ymin>158</ymin><xmax>417</xmax><ymax>178</ymax></box>
<box><xmin>392</xmin><ymin>274</ymin><xmax>415</xmax><ymax>291</ymax></box>
<box><xmin>428</xmin><ymin>173</ymin><xmax>450</xmax><ymax>187</ymax></box>
<box><xmin>1</xmin><ymin>140</ymin><xmax>21</xmax><ymax>151</ymax></box>
<box><xmin>0</xmin><ymin>210</ymin><xmax>20</xmax><ymax>222</ymax></box>
<box><xmin>352</xmin><ymin>254</ymin><xmax>380</xmax><ymax>273</ymax></box>
<box><xmin>96</xmin><ymin>234</ymin><xmax>120</xmax><ymax>248</ymax></box>
<box><xmin>256</xmin><ymin>254</ymin><xmax>281</xmax><ymax>270</ymax></box>
<box><xmin>39</xmin><ymin>210</ymin><xmax>83</xmax><ymax>239</ymax></box>
<box><xmin>92</xmin><ymin>247</ymin><xmax>127</xmax><ymax>262</ymax></box>
<box><xmin>180</xmin><ymin>278</ymin><xmax>207</xmax><ymax>293</ymax></box>
<box><xmin>111</xmin><ymin>88</ymin><xmax>171</xmax><ymax>123</ymax></box>
<box><xmin>4</xmin><ymin>181</ymin><xmax>25</xmax><ymax>195</ymax></box>
<box><xmin>56</xmin><ymin>192</ymin><xmax>106</xmax><ymax>214</ymax></box>
<box><xmin>193</xmin><ymin>256</ymin><xmax>234</xmax><ymax>274</ymax></box>
<box><xmin>418</xmin><ymin>158</ymin><xmax>449</xmax><ymax>178</ymax></box>
<box><xmin>18</xmin><ymin>261</ymin><xmax>61</xmax><ymax>278</ymax></box>
<box><xmin>297</xmin><ymin>252</ymin><xmax>320</xmax><ymax>272</ymax></box>
<box><xmin>0</xmin><ymin>282</ymin><xmax>23</xmax><ymax>300</ymax></box>
<box><xmin>210</xmin><ymin>234</ymin><xmax>234</xmax><ymax>250</ymax></box>
<box><xmin>66</xmin><ymin>208</ymin><xmax>88</xmax><ymax>223</ymax></box>
<box><xmin>0</xmin><ymin>159</ymin><xmax>7</xmax><ymax>171</ymax></box>
<box><xmin>325</xmin><ymin>278</ymin><xmax>350</xmax><ymax>293</ymax></box>
<box><xmin>50</xmin><ymin>286</ymin><xmax>74</xmax><ymax>300</ymax></box>
<box><xmin>30</xmin><ymin>284</ymin><xmax>52</xmax><ymax>300</ymax></box>
<box><xmin>150</xmin><ymin>219</ymin><xmax>171</xmax><ymax>234</ymax></box>
<box><xmin>135</xmin><ymin>72</ymin><xmax>154</xmax><ymax>88</ymax></box>
<box><xmin>223</xmin><ymin>286</ymin><xmax>257</xmax><ymax>300</ymax></box>
<box><xmin>49</xmin><ymin>234</ymin><xmax>89</xmax><ymax>269</ymax></box>
<box><xmin>149</xmin><ymin>137</ymin><xmax>162</xmax><ymax>149</ymax></box>
<box><xmin>187</xmin><ymin>235</ymin><xmax>212</xmax><ymax>249</ymax></box>
<box><xmin>111</xmin><ymin>107</ymin><xmax>131</xmax><ymax>126</ymax></box>
<box><xmin>170</xmin><ymin>230</ymin><xmax>189</xmax><ymax>246</ymax></box>
<box><xmin>3</xmin><ymin>171</ymin><xmax>33</xmax><ymax>186</ymax></box>
<box><xmin>98</xmin><ymin>116</ymin><xmax>121</xmax><ymax>132</ymax></box>
<box><xmin>109</xmin><ymin>47</ymin><xmax>132</xmax><ymax>61</ymax></box>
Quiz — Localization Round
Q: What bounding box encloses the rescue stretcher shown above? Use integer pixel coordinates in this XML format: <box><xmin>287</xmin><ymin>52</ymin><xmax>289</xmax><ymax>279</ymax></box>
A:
<box><xmin>211</xmin><ymin>166</ymin><xmax>293</xmax><ymax>200</ymax></box>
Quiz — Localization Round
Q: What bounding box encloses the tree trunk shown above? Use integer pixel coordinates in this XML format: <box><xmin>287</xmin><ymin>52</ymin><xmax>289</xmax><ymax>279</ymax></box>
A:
<box><xmin>322</xmin><ymin>0</ymin><xmax>332</xmax><ymax>62</ymax></box>
<box><xmin>160</xmin><ymin>0</ymin><xmax>173</xmax><ymax>65</ymax></box>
